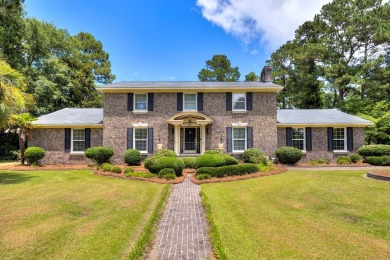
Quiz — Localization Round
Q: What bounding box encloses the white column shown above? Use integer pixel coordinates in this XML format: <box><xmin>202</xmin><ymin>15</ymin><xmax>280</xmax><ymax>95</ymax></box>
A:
<box><xmin>174</xmin><ymin>125</ymin><xmax>180</xmax><ymax>154</ymax></box>
<box><xmin>200</xmin><ymin>124</ymin><xmax>206</xmax><ymax>154</ymax></box>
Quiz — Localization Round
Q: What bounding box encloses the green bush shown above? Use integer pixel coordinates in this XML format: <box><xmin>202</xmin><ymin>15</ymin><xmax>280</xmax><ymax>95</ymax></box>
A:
<box><xmin>204</xmin><ymin>150</ymin><xmax>221</xmax><ymax>154</ymax></box>
<box><xmin>336</xmin><ymin>156</ymin><xmax>352</xmax><ymax>165</ymax></box>
<box><xmin>193</xmin><ymin>154</ymin><xmax>238</xmax><ymax>169</ymax></box>
<box><xmin>161</xmin><ymin>173</ymin><xmax>176</xmax><ymax>180</ymax></box>
<box><xmin>275</xmin><ymin>146</ymin><xmax>302</xmax><ymax>164</ymax></box>
<box><xmin>111</xmin><ymin>165</ymin><xmax>122</xmax><ymax>173</ymax></box>
<box><xmin>221</xmin><ymin>154</ymin><xmax>239</xmax><ymax>165</ymax></box>
<box><xmin>125</xmin><ymin>171</ymin><xmax>155</xmax><ymax>178</ymax></box>
<box><xmin>144</xmin><ymin>156</ymin><xmax>161</xmax><ymax>173</ymax></box>
<box><xmin>124</xmin><ymin>149</ymin><xmax>142</xmax><ymax>165</ymax></box>
<box><xmin>196</xmin><ymin>174</ymin><xmax>211</xmax><ymax>180</ymax></box>
<box><xmin>85</xmin><ymin>146</ymin><xmax>114</xmax><ymax>165</ymax></box>
<box><xmin>124</xmin><ymin>167</ymin><xmax>134</xmax><ymax>174</ymax></box>
<box><xmin>242</xmin><ymin>148</ymin><xmax>267</xmax><ymax>165</ymax></box>
<box><xmin>154</xmin><ymin>149</ymin><xmax>177</xmax><ymax>157</ymax></box>
<box><xmin>24</xmin><ymin>147</ymin><xmax>45</xmax><ymax>165</ymax></box>
<box><xmin>349</xmin><ymin>154</ymin><xmax>361</xmax><ymax>163</ymax></box>
<box><xmin>365</xmin><ymin>156</ymin><xmax>390</xmax><ymax>166</ymax></box>
<box><xmin>158</xmin><ymin>168</ymin><xmax>176</xmax><ymax>179</ymax></box>
<box><xmin>144</xmin><ymin>156</ymin><xmax>184</xmax><ymax>176</ymax></box>
<box><xmin>308</xmin><ymin>158</ymin><xmax>330</xmax><ymax>165</ymax></box>
<box><xmin>358</xmin><ymin>145</ymin><xmax>390</xmax><ymax>157</ymax></box>
<box><xmin>196</xmin><ymin>164</ymin><xmax>258</xmax><ymax>178</ymax></box>
<box><xmin>102</xmin><ymin>163</ymin><xmax>112</xmax><ymax>172</ymax></box>
<box><xmin>181</xmin><ymin>157</ymin><xmax>196</xmax><ymax>168</ymax></box>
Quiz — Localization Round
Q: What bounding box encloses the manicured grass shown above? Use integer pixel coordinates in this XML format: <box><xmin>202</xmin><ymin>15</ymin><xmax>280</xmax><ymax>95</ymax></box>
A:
<box><xmin>202</xmin><ymin>170</ymin><xmax>390</xmax><ymax>259</ymax></box>
<box><xmin>0</xmin><ymin>170</ymin><xmax>167</xmax><ymax>259</ymax></box>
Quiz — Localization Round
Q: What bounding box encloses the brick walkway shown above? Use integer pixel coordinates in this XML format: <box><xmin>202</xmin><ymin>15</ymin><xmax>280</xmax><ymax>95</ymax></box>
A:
<box><xmin>148</xmin><ymin>173</ymin><xmax>212</xmax><ymax>260</ymax></box>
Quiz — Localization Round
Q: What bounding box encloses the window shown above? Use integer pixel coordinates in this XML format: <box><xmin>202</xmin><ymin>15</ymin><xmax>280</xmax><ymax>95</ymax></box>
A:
<box><xmin>292</xmin><ymin>128</ymin><xmax>305</xmax><ymax>151</ymax></box>
<box><xmin>232</xmin><ymin>93</ymin><xmax>246</xmax><ymax>111</ymax></box>
<box><xmin>183</xmin><ymin>93</ymin><xmax>197</xmax><ymax>111</ymax></box>
<box><xmin>134</xmin><ymin>94</ymin><xmax>147</xmax><ymax>111</ymax></box>
<box><xmin>72</xmin><ymin>129</ymin><xmax>85</xmax><ymax>152</ymax></box>
<box><xmin>333</xmin><ymin>128</ymin><xmax>346</xmax><ymax>151</ymax></box>
<box><xmin>134</xmin><ymin>128</ymin><xmax>148</xmax><ymax>152</ymax></box>
<box><xmin>233</xmin><ymin>127</ymin><xmax>246</xmax><ymax>152</ymax></box>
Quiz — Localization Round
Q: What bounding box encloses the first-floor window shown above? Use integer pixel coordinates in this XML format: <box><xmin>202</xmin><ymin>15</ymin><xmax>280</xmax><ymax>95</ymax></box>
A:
<box><xmin>333</xmin><ymin>128</ymin><xmax>346</xmax><ymax>150</ymax></box>
<box><xmin>134</xmin><ymin>128</ymin><xmax>148</xmax><ymax>152</ymax></box>
<box><xmin>72</xmin><ymin>129</ymin><xmax>85</xmax><ymax>152</ymax></box>
<box><xmin>292</xmin><ymin>128</ymin><xmax>305</xmax><ymax>150</ymax></box>
<box><xmin>233</xmin><ymin>127</ymin><xmax>246</xmax><ymax>152</ymax></box>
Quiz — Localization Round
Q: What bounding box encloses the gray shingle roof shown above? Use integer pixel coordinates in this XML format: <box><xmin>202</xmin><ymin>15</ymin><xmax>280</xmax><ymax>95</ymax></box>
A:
<box><xmin>277</xmin><ymin>109</ymin><xmax>372</xmax><ymax>126</ymax></box>
<box><xmin>34</xmin><ymin>108</ymin><xmax>103</xmax><ymax>126</ymax></box>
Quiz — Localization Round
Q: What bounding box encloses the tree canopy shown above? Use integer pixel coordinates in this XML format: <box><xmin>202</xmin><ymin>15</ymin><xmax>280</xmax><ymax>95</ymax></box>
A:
<box><xmin>198</xmin><ymin>54</ymin><xmax>240</xmax><ymax>81</ymax></box>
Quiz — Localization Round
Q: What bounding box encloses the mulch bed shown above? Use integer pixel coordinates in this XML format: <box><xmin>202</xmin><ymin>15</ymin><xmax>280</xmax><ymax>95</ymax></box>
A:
<box><xmin>370</xmin><ymin>171</ymin><xmax>390</xmax><ymax>177</ymax></box>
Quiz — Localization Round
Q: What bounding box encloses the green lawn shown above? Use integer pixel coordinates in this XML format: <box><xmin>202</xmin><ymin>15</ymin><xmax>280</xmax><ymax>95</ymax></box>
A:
<box><xmin>202</xmin><ymin>170</ymin><xmax>390</xmax><ymax>259</ymax></box>
<box><xmin>0</xmin><ymin>170</ymin><xmax>167</xmax><ymax>259</ymax></box>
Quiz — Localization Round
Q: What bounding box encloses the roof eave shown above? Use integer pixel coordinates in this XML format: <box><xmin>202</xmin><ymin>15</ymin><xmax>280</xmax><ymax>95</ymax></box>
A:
<box><xmin>33</xmin><ymin>124</ymin><xmax>103</xmax><ymax>129</ymax></box>
<box><xmin>97</xmin><ymin>86</ymin><xmax>284</xmax><ymax>93</ymax></box>
<box><xmin>277</xmin><ymin>123</ymin><xmax>373</xmax><ymax>127</ymax></box>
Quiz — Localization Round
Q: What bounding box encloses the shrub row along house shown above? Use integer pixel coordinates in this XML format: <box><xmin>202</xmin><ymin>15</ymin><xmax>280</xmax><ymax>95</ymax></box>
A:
<box><xmin>30</xmin><ymin>66</ymin><xmax>372</xmax><ymax>164</ymax></box>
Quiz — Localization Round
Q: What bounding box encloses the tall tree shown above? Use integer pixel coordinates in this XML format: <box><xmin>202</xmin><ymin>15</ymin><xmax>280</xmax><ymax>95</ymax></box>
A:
<box><xmin>245</xmin><ymin>72</ymin><xmax>259</xmax><ymax>81</ymax></box>
<box><xmin>198</xmin><ymin>54</ymin><xmax>240</xmax><ymax>81</ymax></box>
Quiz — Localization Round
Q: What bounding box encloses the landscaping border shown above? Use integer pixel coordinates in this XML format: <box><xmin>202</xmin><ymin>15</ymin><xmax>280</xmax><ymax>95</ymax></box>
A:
<box><xmin>367</xmin><ymin>172</ymin><xmax>390</xmax><ymax>181</ymax></box>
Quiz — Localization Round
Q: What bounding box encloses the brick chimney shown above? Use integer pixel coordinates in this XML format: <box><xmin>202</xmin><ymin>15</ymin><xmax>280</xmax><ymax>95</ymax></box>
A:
<box><xmin>261</xmin><ymin>65</ymin><xmax>272</xmax><ymax>82</ymax></box>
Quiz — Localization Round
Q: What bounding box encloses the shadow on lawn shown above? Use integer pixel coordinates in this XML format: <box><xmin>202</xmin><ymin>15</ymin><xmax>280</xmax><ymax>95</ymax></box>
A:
<box><xmin>0</xmin><ymin>171</ymin><xmax>35</xmax><ymax>184</ymax></box>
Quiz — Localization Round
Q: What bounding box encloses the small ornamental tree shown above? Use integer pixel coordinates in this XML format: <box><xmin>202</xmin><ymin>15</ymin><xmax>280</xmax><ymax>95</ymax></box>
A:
<box><xmin>85</xmin><ymin>146</ymin><xmax>114</xmax><ymax>165</ymax></box>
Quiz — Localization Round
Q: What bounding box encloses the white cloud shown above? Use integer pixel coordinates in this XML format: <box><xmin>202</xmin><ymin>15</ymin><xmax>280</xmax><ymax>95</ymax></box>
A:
<box><xmin>196</xmin><ymin>0</ymin><xmax>332</xmax><ymax>50</ymax></box>
<box><xmin>250</xmin><ymin>49</ymin><xmax>259</xmax><ymax>55</ymax></box>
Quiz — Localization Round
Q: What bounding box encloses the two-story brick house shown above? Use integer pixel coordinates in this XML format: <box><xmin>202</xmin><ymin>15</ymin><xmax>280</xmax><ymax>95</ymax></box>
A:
<box><xmin>30</xmin><ymin>66</ymin><xmax>372</xmax><ymax>164</ymax></box>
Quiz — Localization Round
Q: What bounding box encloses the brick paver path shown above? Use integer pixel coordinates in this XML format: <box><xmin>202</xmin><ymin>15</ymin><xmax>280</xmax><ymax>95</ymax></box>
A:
<box><xmin>148</xmin><ymin>173</ymin><xmax>211</xmax><ymax>260</ymax></box>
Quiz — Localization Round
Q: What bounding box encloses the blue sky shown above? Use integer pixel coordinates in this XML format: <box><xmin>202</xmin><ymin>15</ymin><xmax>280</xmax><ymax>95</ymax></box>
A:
<box><xmin>25</xmin><ymin>0</ymin><xmax>330</xmax><ymax>82</ymax></box>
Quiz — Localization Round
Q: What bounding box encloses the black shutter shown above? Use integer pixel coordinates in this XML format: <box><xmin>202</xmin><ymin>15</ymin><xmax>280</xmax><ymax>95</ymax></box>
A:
<box><xmin>65</xmin><ymin>128</ymin><xmax>71</xmax><ymax>153</ymax></box>
<box><xmin>226</xmin><ymin>127</ymin><xmax>232</xmax><ymax>152</ymax></box>
<box><xmin>148</xmin><ymin>128</ymin><xmax>154</xmax><ymax>153</ymax></box>
<box><xmin>127</xmin><ymin>93</ymin><xmax>133</xmax><ymax>111</ymax></box>
<box><xmin>127</xmin><ymin>128</ymin><xmax>133</xmax><ymax>149</ymax></box>
<box><xmin>246</xmin><ymin>92</ymin><xmax>253</xmax><ymax>111</ymax></box>
<box><xmin>177</xmin><ymin>93</ymin><xmax>183</xmax><ymax>111</ymax></box>
<box><xmin>197</xmin><ymin>92</ymin><xmax>203</xmax><ymax>111</ymax></box>
<box><xmin>347</xmin><ymin>127</ymin><xmax>353</xmax><ymax>152</ymax></box>
<box><xmin>226</xmin><ymin>92</ymin><xmax>232</xmax><ymax>111</ymax></box>
<box><xmin>327</xmin><ymin>127</ymin><xmax>333</xmax><ymax>151</ymax></box>
<box><xmin>305</xmin><ymin>127</ymin><xmax>312</xmax><ymax>151</ymax></box>
<box><xmin>85</xmin><ymin>128</ymin><xmax>91</xmax><ymax>149</ymax></box>
<box><xmin>247</xmin><ymin>127</ymin><xmax>253</xmax><ymax>149</ymax></box>
<box><xmin>148</xmin><ymin>93</ymin><xmax>154</xmax><ymax>111</ymax></box>
<box><xmin>286</xmin><ymin>127</ymin><xmax>292</xmax><ymax>146</ymax></box>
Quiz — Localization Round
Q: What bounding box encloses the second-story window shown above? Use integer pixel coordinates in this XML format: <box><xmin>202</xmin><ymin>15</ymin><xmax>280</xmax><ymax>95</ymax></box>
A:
<box><xmin>184</xmin><ymin>93</ymin><xmax>197</xmax><ymax>111</ymax></box>
<box><xmin>134</xmin><ymin>94</ymin><xmax>147</xmax><ymax>111</ymax></box>
<box><xmin>232</xmin><ymin>93</ymin><xmax>246</xmax><ymax>111</ymax></box>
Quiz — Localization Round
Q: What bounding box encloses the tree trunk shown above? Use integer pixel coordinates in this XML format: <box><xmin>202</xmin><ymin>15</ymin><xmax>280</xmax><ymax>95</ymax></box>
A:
<box><xmin>19</xmin><ymin>127</ymin><xmax>26</xmax><ymax>165</ymax></box>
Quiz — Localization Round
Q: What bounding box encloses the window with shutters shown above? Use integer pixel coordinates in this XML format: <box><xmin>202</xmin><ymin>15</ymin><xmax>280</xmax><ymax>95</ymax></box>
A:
<box><xmin>134</xmin><ymin>94</ymin><xmax>147</xmax><ymax>111</ymax></box>
<box><xmin>232</xmin><ymin>93</ymin><xmax>246</xmax><ymax>111</ymax></box>
<box><xmin>333</xmin><ymin>128</ymin><xmax>346</xmax><ymax>151</ymax></box>
<box><xmin>233</xmin><ymin>127</ymin><xmax>246</xmax><ymax>152</ymax></box>
<box><xmin>72</xmin><ymin>129</ymin><xmax>85</xmax><ymax>152</ymax></box>
<box><xmin>134</xmin><ymin>128</ymin><xmax>148</xmax><ymax>152</ymax></box>
<box><xmin>292</xmin><ymin>128</ymin><xmax>305</xmax><ymax>151</ymax></box>
<box><xmin>183</xmin><ymin>93</ymin><xmax>197</xmax><ymax>111</ymax></box>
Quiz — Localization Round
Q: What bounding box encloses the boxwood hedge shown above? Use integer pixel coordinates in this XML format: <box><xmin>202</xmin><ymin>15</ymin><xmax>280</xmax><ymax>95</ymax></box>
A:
<box><xmin>364</xmin><ymin>156</ymin><xmax>390</xmax><ymax>166</ymax></box>
<box><xmin>196</xmin><ymin>163</ymin><xmax>258</xmax><ymax>178</ymax></box>
<box><xmin>275</xmin><ymin>146</ymin><xmax>302</xmax><ymax>164</ymax></box>
<box><xmin>358</xmin><ymin>145</ymin><xmax>390</xmax><ymax>157</ymax></box>
<box><xmin>144</xmin><ymin>156</ymin><xmax>184</xmax><ymax>176</ymax></box>
<box><xmin>85</xmin><ymin>146</ymin><xmax>114</xmax><ymax>165</ymax></box>
<box><xmin>193</xmin><ymin>154</ymin><xmax>238</xmax><ymax>169</ymax></box>
<box><xmin>24</xmin><ymin>147</ymin><xmax>45</xmax><ymax>165</ymax></box>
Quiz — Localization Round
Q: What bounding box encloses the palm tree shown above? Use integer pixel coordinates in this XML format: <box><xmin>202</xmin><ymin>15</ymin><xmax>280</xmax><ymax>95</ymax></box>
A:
<box><xmin>8</xmin><ymin>113</ymin><xmax>37</xmax><ymax>165</ymax></box>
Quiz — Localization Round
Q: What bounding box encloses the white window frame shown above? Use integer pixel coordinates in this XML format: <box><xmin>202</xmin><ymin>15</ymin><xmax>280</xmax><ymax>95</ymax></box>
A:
<box><xmin>232</xmin><ymin>93</ymin><xmax>246</xmax><ymax>112</ymax></box>
<box><xmin>292</xmin><ymin>128</ymin><xmax>306</xmax><ymax>151</ymax></box>
<box><xmin>71</xmin><ymin>129</ymin><xmax>85</xmax><ymax>153</ymax></box>
<box><xmin>133</xmin><ymin>128</ymin><xmax>148</xmax><ymax>154</ymax></box>
<box><xmin>134</xmin><ymin>93</ymin><xmax>148</xmax><ymax>112</ymax></box>
<box><xmin>333</xmin><ymin>127</ymin><xmax>347</xmax><ymax>152</ymax></box>
<box><xmin>183</xmin><ymin>93</ymin><xmax>197</xmax><ymax>111</ymax></box>
<box><xmin>232</xmin><ymin>127</ymin><xmax>247</xmax><ymax>153</ymax></box>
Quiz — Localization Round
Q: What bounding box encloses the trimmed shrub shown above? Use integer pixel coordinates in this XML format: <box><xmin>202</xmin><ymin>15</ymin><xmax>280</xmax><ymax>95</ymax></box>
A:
<box><xmin>144</xmin><ymin>156</ymin><xmax>160</xmax><ymax>173</ymax></box>
<box><xmin>242</xmin><ymin>148</ymin><xmax>267</xmax><ymax>165</ymax></box>
<box><xmin>358</xmin><ymin>145</ymin><xmax>390</xmax><ymax>157</ymax></box>
<box><xmin>204</xmin><ymin>150</ymin><xmax>221</xmax><ymax>154</ymax></box>
<box><xmin>336</xmin><ymin>156</ymin><xmax>352</xmax><ymax>165</ymax></box>
<box><xmin>124</xmin><ymin>149</ymin><xmax>142</xmax><ymax>165</ymax></box>
<box><xmin>154</xmin><ymin>149</ymin><xmax>177</xmax><ymax>157</ymax></box>
<box><xmin>102</xmin><ymin>163</ymin><xmax>112</xmax><ymax>172</ymax></box>
<box><xmin>196</xmin><ymin>174</ymin><xmax>211</xmax><ymax>180</ymax></box>
<box><xmin>111</xmin><ymin>165</ymin><xmax>122</xmax><ymax>173</ymax></box>
<box><xmin>158</xmin><ymin>168</ymin><xmax>176</xmax><ymax>179</ymax></box>
<box><xmin>221</xmin><ymin>154</ymin><xmax>239</xmax><ymax>166</ymax></box>
<box><xmin>196</xmin><ymin>164</ymin><xmax>258</xmax><ymax>178</ymax></box>
<box><xmin>85</xmin><ymin>146</ymin><xmax>114</xmax><ymax>165</ymax></box>
<box><xmin>161</xmin><ymin>173</ymin><xmax>176</xmax><ymax>180</ymax></box>
<box><xmin>308</xmin><ymin>158</ymin><xmax>329</xmax><ymax>165</ymax></box>
<box><xmin>124</xmin><ymin>167</ymin><xmax>134</xmax><ymax>174</ymax></box>
<box><xmin>365</xmin><ymin>156</ymin><xmax>390</xmax><ymax>166</ymax></box>
<box><xmin>24</xmin><ymin>147</ymin><xmax>45</xmax><ymax>165</ymax></box>
<box><xmin>145</xmin><ymin>156</ymin><xmax>184</xmax><ymax>176</ymax></box>
<box><xmin>349</xmin><ymin>154</ymin><xmax>361</xmax><ymax>164</ymax></box>
<box><xmin>125</xmin><ymin>171</ymin><xmax>155</xmax><ymax>178</ymax></box>
<box><xmin>275</xmin><ymin>146</ymin><xmax>302</xmax><ymax>164</ymax></box>
<box><xmin>194</xmin><ymin>154</ymin><xmax>226</xmax><ymax>169</ymax></box>
<box><xmin>181</xmin><ymin>157</ymin><xmax>196</xmax><ymax>169</ymax></box>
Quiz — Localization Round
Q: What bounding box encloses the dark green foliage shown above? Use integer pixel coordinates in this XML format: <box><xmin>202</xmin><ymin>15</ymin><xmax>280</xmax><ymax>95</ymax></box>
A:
<box><xmin>198</xmin><ymin>54</ymin><xmax>240</xmax><ymax>81</ymax></box>
<box><xmin>24</xmin><ymin>147</ymin><xmax>45</xmax><ymax>165</ymax></box>
<box><xmin>181</xmin><ymin>157</ymin><xmax>196</xmax><ymax>168</ymax></box>
<box><xmin>124</xmin><ymin>149</ymin><xmax>141</xmax><ymax>165</ymax></box>
<box><xmin>336</xmin><ymin>156</ymin><xmax>352</xmax><ymax>165</ymax></box>
<box><xmin>308</xmin><ymin>158</ymin><xmax>330</xmax><ymax>165</ymax></box>
<box><xmin>275</xmin><ymin>147</ymin><xmax>303</xmax><ymax>164</ymax></box>
<box><xmin>85</xmin><ymin>146</ymin><xmax>114</xmax><ymax>165</ymax></box>
<box><xmin>111</xmin><ymin>166</ymin><xmax>122</xmax><ymax>173</ymax></box>
<box><xmin>358</xmin><ymin>145</ymin><xmax>390</xmax><ymax>157</ymax></box>
<box><xmin>161</xmin><ymin>173</ymin><xmax>176</xmax><ymax>180</ymax></box>
<box><xmin>124</xmin><ymin>167</ymin><xmax>134</xmax><ymax>174</ymax></box>
<box><xmin>154</xmin><ymin>149</ymin><xmax>177</xmax><ymax>157</ymax></box>
<box><xmin>204</xmin><ymin>150</ymin><xmax>221</xmax><ymax>154</ymax></box>
<box><xmin>242</xmin><ymin>148</ymin><xmax>267</xmax><ymax>165</ymax></box>
<box><xmin>158</xmin><ymin>168</ymin><xmax>176</xmax><ymax>180</ymax></box>
<box><xmin>0</xmin><ymin>132</ymin><xmax>19</xmax><ymax>160</ymax></box>
<box><xmin>144</xmin><ymin>156</ymin><xmax>161</xmax><ymax>173</ymax></box>
<box><xmin>196</xmin><ymin>164</ymin><xmax>259</xmax><ymax>178</ymax></box>
<box><xmin>221</xmin><ymin>154</ymin><xmax>239</xmax><ymax>165</ymax></box>
<box><xmin>196</xmin><ymin>174</ymin><xmax>212</xmax><ymax>180</ymax></box>
<box><xmin>144</xmin><ymin>156</ymin><xmax>184</xmax><ymax>177</ymax></box>
<box><xmin>365</xmin><ymin>156</ymin><xmax>390</xmax><ymax>166</ymax></box>
<box><xmin>102</xmin><ymin>163</ymin><xmax>112</xmax><ymax>172</ymax></box>
<box><xmin>194</xmin><ymin>154</ymin><xmax>227</xmax><ymax>169</ymax></box>
<box><xmin>349</xmin><ymin>154</ymin><xmax>361</xmax><ymax>163</ymax></box>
